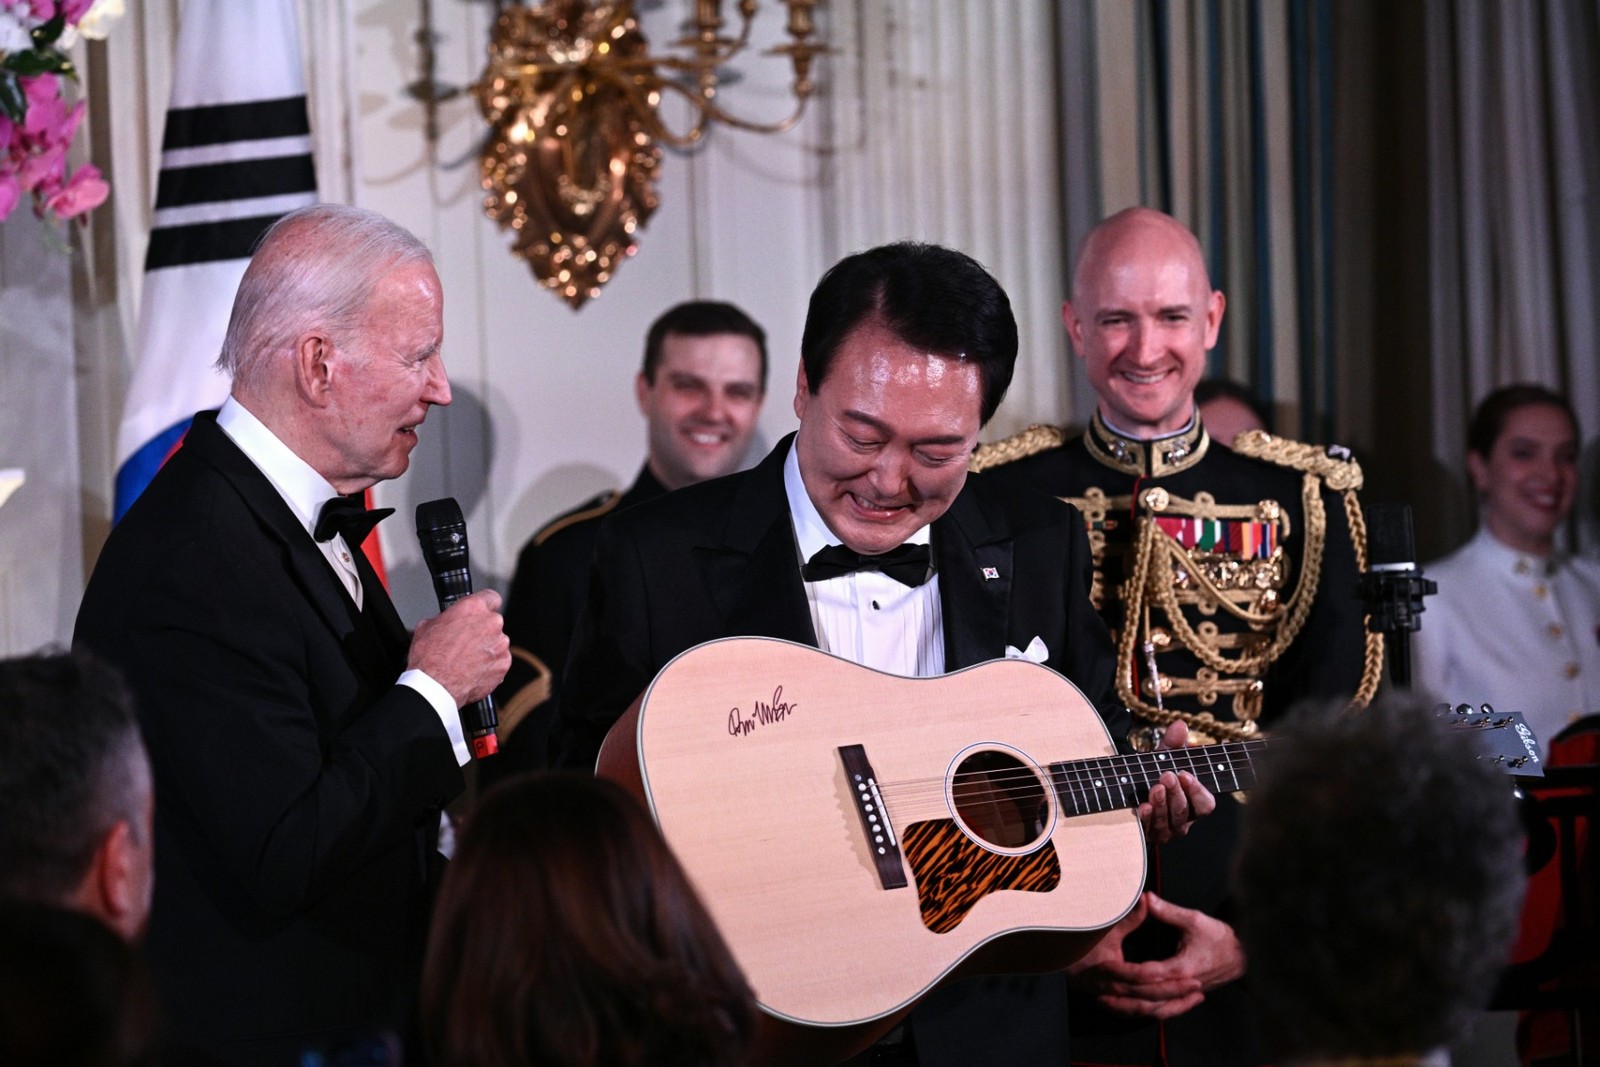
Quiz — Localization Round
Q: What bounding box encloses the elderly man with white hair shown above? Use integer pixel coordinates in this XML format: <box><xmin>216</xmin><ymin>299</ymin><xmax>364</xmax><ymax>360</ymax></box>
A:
<box><xmin>76</xmin><ymin>204</ymin><xmax>509</xmax><ymax>1066</ymax></box>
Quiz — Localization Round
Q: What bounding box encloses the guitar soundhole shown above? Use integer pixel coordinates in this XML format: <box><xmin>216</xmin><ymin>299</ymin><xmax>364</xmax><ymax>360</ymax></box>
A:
<box><xmin>950</xmin><ymin>750</ymin><xmax>1050</xmax><ymax>851</ymax></box>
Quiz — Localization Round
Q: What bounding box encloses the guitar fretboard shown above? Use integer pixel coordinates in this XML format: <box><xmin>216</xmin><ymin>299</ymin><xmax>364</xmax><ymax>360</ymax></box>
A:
<box><xmin>1047</xmin><ymin>738</ymin><xmax>1267</xmax><ymax>817</ymax></box>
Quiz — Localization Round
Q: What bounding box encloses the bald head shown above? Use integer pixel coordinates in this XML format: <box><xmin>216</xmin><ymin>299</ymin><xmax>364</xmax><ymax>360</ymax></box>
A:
<box><xmin>1071</xmin><ymin>207</ymin><xmax>1213</xmax><ymax>305</ymax></box>
<box><xmin>1064</xmin><ymin>207</ymin><xmax>1225</xmax><ymax>438</ymax></box>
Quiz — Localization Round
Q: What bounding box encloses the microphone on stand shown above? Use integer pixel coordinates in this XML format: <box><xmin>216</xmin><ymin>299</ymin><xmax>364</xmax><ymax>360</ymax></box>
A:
<box><xmin>1358</xmin><ymin>502</ymin><xmax>1437</xmax><ymax>690</ymax></box>
<box><xmin>415</xmin><ymin>497</ymin><xmax>499</xmax><ymax>759</ymax></box>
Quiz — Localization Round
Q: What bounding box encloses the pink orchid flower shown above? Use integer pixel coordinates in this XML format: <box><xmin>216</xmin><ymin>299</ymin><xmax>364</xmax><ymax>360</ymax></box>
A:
<box><xmin>16</xmin><ymin>144</ymin><xmax>65</xmax><ymax>194</ymax></box>
<box><xmin>44</xmin><ymin>162</ymin><xmax>106</xmax><ymax>218</ymax></box>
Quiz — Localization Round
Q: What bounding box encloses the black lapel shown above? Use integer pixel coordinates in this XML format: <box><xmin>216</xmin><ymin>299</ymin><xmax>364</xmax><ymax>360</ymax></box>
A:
<box><xmin>699</xmin><ymin>437</ymin><xmax>817</xmax><ymax>645</ymax></box>
<box><xmin>349</xmin><ymin>534</ymin><xmax>411</xmax><ymax>672</ymax></box>
<box><xmin>934</xmin><ymin>476</ymin><xmax>1014</xmax><ymax>670</ymax></box>
<box><xmin>183</xmin><ymin>413</ymin><xmax>399</xmax><ymax>684</ymax></box>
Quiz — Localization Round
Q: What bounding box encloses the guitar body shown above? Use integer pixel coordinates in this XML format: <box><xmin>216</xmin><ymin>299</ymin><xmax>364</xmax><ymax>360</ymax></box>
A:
<box><xmin>598</xmin><ymin>637</ymin><xmax>1146</xmax><ymax>1065</ymax></box>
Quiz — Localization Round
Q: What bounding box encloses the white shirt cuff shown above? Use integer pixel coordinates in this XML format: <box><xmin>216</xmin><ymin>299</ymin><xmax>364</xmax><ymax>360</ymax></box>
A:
<box><xmin>399</xmin><ymin>669</ymin><xmax>471</xmax><ymax>767</ymax></box>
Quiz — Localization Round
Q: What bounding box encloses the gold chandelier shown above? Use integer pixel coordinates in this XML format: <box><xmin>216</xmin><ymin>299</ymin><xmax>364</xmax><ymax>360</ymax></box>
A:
<box><xmin>474</xmin><ymin>0</ymin><xmax>824</xmax><ymax>309</ymax></box>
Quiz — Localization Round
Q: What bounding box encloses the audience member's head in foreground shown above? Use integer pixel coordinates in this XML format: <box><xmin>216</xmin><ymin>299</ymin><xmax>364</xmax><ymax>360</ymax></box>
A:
<box><xmin>421</xmin><ymin>773</ymin><xmax>756</xmax><ymax>1067</ymax></box>
<box><xmin>0</xmin><ymin>649</ymin><xmax>153</xmax><ymax>941</ymax></box>
<box><xmin>0</xmin><ymin>900</ymin><xmax>160</xmax><ymax>1067</ymax></box>
<box><xmin>1234</xmin><ymin>691</ymin><xmax>1527</xmax><ymax>1065</ymax></box>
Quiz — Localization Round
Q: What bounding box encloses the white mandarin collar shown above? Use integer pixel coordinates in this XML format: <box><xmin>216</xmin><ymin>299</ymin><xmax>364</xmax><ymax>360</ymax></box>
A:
<box><xmin>782</xmin><ymin>440</ymin><xmax>931</xmax><ymax>565</ymax></box>
<box><xmin>1472</xmin><ymin>527</ymin><xmax>1559</xmax><ymax>579</ymax></box>
<box><xmin>216</xmin><ymin>397</ymin><xmax>342</xmax><ymax>537</ymax></box>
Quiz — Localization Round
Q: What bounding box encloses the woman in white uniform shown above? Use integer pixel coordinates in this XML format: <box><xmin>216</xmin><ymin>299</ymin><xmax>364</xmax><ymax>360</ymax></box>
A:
<box><xmin>1414</xmin><ymin>384</ymin><xmax>1600</xmax><ymax>748</ymax></box>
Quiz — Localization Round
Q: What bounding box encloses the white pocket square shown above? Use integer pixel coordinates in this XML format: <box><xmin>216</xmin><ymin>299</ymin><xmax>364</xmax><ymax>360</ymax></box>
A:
<box><xmin>1004</xmin><ymin>636</ymin><xmax>1049</xmax><ymax>664</ymax></box>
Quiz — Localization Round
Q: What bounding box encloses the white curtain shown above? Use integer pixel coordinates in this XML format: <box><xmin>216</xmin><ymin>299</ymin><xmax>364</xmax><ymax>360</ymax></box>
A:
<box><xmin>818</xmin><ymin>0</ymin><xmax>1071</xmax><ymax>439</ymax></box>
<box><xmin>1426</xmin><ymin>0</ymin><xmax>1600</xmax><ymax>553</ymax></box>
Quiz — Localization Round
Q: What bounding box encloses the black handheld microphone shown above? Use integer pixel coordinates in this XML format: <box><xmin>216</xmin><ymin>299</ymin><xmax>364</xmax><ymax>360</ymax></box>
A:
<box><xmin>415</xmin><ymin>497</ymin><xmax>499</xmax><ymax>759</ymax></box>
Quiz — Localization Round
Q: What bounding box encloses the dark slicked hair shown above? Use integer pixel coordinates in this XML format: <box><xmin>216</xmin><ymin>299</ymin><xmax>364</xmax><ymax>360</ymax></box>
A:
<box><xmin>1234</xmin><ymin>691</ymin><xmax>1527</xmax><ymax>1060</ymax></box>
<box><xmin>642</xmin><ymin>301</ymin><xmax>769</xmax><ymax>391</ymax></box>
<box><xmin>800</xmin><ymin>242</ymin><xmax>1018</xmax><ymax>425</ymax></box>
<box><xmin>0</xmin><ymin>650</ymin><xmax>147</xmax><ymax>906</ymax></box>
<box><xmin>1466</xmin><ymin>383</ymin><xmax>1578</xmax><ymax>458</ymax></box>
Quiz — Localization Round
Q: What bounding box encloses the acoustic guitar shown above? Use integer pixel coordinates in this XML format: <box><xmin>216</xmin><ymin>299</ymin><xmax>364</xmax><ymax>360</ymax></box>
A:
<box><xmin>597</xmin><ymin>637</ymin><xmax>1541</xmax><ymax>1065</ymax></box>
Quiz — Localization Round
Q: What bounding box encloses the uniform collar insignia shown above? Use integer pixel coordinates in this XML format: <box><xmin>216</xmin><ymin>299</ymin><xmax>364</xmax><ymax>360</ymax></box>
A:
<box><xmin>1084</xmin><ymin>409</ymin><xmax>1210</xmax><ymax>477</ymax></box>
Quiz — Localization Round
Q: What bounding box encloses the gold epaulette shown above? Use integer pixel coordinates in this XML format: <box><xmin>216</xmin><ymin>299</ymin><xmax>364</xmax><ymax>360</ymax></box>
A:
<box><xmin>1231</xmin><ymin>430</ymin><xmax>1364</xmax><ymax>492</ymax></box>
<box><xmin>532</xmin><ymin>489</ymin><xmax>622</xmax><ymax>546</ymax></box>
<box><xmin>970</xmin><ymin>424</ymin><xmax>1067</xmax><ymax>473</ymax></box>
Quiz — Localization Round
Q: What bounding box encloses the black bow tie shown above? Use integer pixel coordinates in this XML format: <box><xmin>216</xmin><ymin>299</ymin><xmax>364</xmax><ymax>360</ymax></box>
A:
<box><xmin>802</xmin><ymin>542</ymin><xmax>932</xmax><ymax>587</ymax></box>
<box><xmin>314</xmin><ymin>495</ymin><xmax>394</xmax><ymax>545</ymax></box>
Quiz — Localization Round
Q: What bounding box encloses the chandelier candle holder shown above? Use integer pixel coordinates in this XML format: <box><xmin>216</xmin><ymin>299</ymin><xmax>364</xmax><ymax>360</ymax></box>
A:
<box><xmin>474</xmin><ymin>0</ymin><xmax>823</xmax><ymax>308</ymax></box>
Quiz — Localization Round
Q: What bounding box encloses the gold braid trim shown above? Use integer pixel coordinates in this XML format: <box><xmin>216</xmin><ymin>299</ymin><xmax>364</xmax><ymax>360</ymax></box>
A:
<box><xmin>496</xmin><ymin>647</ymin><xmax>552</xmax><ymax>743</ymax></box>
<box><xmin>1234</xmin><ymin>428</ymin><xmax>1383</xmax><ymax>708</ymax></box>
<box><xmin>1344</xmin><ymin>489</ymin><xmax>1386</xmax><ymax>709</ymax></box>
<box><xmin>1118</xmin><ymin>474</ymin><xmax>1329</xmax><ymax>744</ymax></box>
<box><xmin>1115</xmin><ymin>522</ymin><xmax>1256</xmax><ymax>743</ymax></box>
<box><xmin>1232</xmin><ymin>429</ymin><xmax>1364</xmax><ymax>491</ymax></box>
<box><xmin>1154</xmin><ymin>474</ymin><xmax>1325</xmax><ymax>675</ymax></box>
<box><xmin>970</xmin><ymin>424</ymin><xmax>1066</xmax><ymax>472</ymax></box>
<box><xmin>534</xmin><ymin>489</ymin><xmax>622</xmax><ymax>546</ymax></box>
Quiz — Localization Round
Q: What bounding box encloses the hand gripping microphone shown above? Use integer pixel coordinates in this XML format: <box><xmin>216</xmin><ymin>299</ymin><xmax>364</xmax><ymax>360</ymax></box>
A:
<box><xmin>415</xmin><ymin>498</ymin><xmax>499</xmax><ymax>759</ymax></box>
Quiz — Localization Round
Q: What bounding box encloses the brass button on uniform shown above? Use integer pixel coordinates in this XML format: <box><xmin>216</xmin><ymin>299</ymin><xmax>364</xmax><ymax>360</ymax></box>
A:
<box><xmin>1534</xmin><ymin>583</ymin><xmax>1549</xmax><ymax>599</ymax></box>
<box><xmin>1548</xmin><ymin>622</ymin><xmax>1565</xmax><ymax>639</ymax></box>
<box><xmin>1564</xmin><ymin>662</ymin><xmax>1581</xmax><ymax>680</ymax></box>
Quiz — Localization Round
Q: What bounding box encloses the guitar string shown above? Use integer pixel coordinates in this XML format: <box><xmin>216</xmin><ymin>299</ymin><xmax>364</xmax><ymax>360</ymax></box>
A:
<box><xmin>872</xmin><ymin>714</ymin><xmax>1520</xmax><ymax>813</ymax></box>
<box><xmin>864</xmin><ymin>719</ymin><xmax>1515</xmax><ymax>822</ymax></box>
<box><xmin>875</xmin><ymin>743</ymin><xmax>1266</xmax><ymax>813</ymax></box>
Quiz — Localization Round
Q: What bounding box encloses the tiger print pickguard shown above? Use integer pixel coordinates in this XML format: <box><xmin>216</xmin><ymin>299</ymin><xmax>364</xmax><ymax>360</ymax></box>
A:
<box><xmin>900</xmin><ymin>819</ymin><xmax>1062</xmax><ymax>933</ymax></box>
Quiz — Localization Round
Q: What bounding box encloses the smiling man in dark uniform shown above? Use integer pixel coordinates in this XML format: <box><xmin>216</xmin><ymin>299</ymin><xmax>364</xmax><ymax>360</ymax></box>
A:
<box><xmin>979</xmin><ymin>207</ymin><xmax>1380</xmax><ymax>1066</ymax></box>
<box><xmin>493</xmin><ymin>301</ymin><xmax>767</xmax><ymax>772</ymax></box>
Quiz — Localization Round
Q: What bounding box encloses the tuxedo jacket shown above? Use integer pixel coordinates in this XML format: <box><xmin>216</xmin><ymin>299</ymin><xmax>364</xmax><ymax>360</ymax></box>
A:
<box><xmin>75</xmin><ymin>412</ymin><xmax>465</xmax><ymax>1066</ymax></box>
<box><xmin>551</xmin><ymin>435</ymin><xmax>1129</xmax><ymax>1067</ymax></box>
<box><xmin>552</xmin><ymin>435</ymin><xmax>1128</xmax><ymax>767</ymax></box>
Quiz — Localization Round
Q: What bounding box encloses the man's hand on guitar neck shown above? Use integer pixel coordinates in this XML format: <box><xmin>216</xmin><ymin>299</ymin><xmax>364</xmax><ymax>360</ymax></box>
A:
<box><xmin>1066</xmin><ymin>891</ymin><xmax>1246</xmax><ymax>1020</ymax></box>
<box><xmin>1137</xmin><ymin>721</ymin><xmax>1216</xmax><ymax>845</ymax></box>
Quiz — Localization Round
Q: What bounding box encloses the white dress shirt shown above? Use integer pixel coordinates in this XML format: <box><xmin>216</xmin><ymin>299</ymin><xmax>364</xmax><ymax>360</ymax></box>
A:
<box><xmin>216</xmin><ymin>397</ymin><xmax>470</xmax><ymax>766</ymax></box>
<box><xmin>783</xmin><ymin>444</ymin><xmax>945</xmax><ymax>677</ymax></box>
<box><xmin>1414</xmin><ymin>527</ymin><xmax>1600</xmax><ymax>747</ymax></box>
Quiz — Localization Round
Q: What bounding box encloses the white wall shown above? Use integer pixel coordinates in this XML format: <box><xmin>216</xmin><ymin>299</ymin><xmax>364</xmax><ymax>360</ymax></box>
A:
<box><xmin>0</xmin><ymin>212</ymin><xmax>86</xmax><ymax>653</ymax></box>
<box><xmin>8</xmin><ymin>0</ymin><xmax>1074</xmax><ymax>646</ymax></box>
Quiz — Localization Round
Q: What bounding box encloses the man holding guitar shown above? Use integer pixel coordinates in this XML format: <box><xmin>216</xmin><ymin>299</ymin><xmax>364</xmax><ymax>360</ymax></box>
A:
<box><xmin>552</xmin><ymin>241</ymin><xmax>1214</xmax><ymax>1066</ymax></box>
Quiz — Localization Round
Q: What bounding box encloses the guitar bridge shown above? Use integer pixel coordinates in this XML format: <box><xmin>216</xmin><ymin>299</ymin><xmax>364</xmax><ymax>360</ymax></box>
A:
<box><xmin>839</xmin><ymin>744</ymin><xmax>908</xmax><ymax>890</ymax></box>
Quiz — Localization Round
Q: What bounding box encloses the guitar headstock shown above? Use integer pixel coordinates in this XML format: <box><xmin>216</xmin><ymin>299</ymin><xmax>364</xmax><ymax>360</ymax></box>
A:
<box><xmin>1435</xmin><ymin>704</ymin><xmax>1544</xmax><ymax>778</ymax></box>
